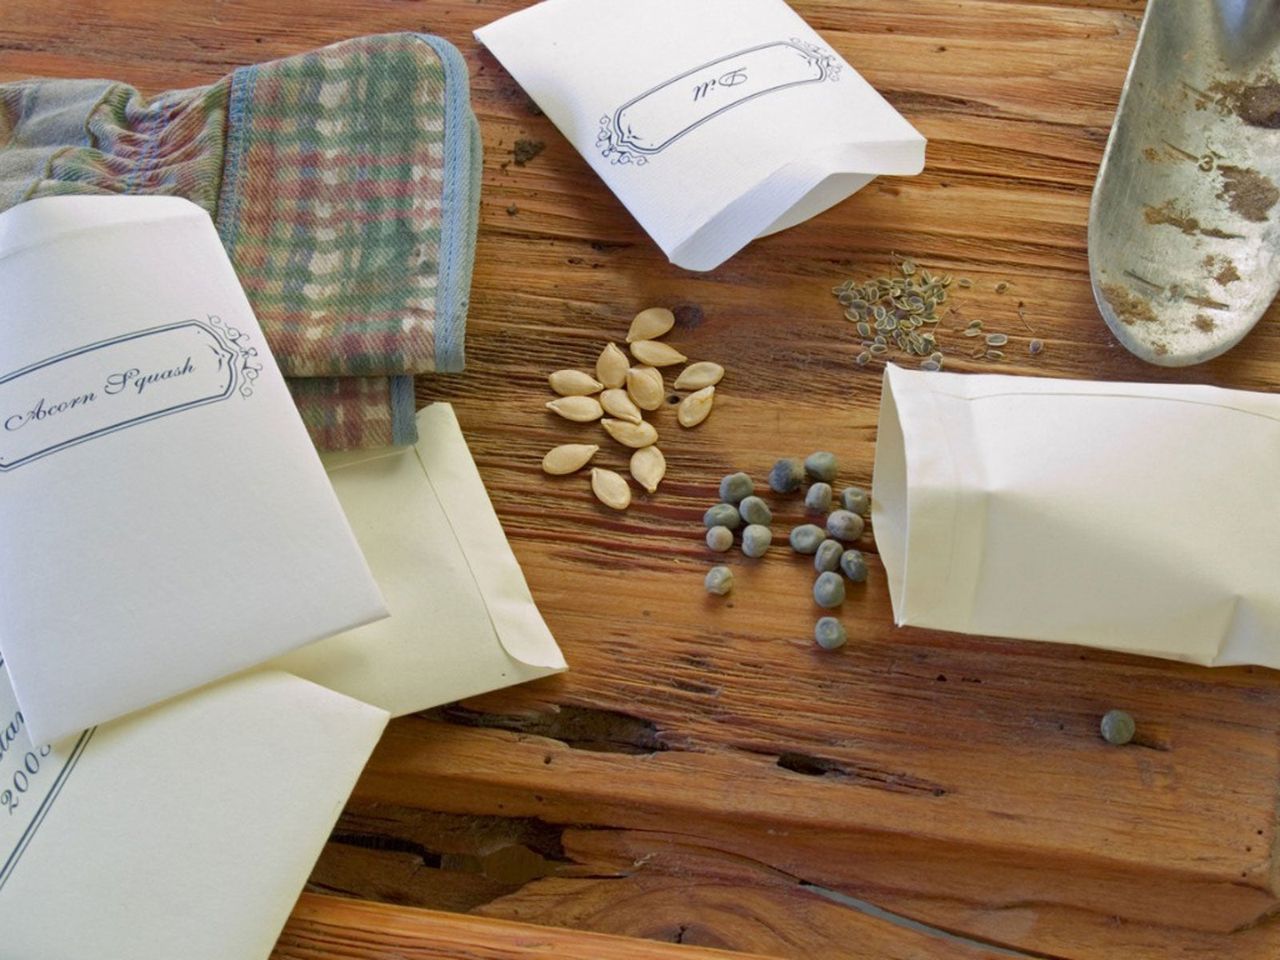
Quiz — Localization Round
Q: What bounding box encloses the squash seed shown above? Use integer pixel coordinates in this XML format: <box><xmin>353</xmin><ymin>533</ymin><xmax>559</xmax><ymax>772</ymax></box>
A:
<box><xmin>677</xmin><ymin>386</ymin><xmax>715</xmax><ymax>427</ymax></box>
<box><xmin>541</xmin><ymin>443</ymin><xmax>599</xmax><ymax>475</ymax></box>
<box><xmin>590</xmin><ymin>468</ymin><xmax>631</xmax><ymax>510</ymax></box>
<box><xmin>600</xmin><ymin>388</ymin><xmax>643</xmax><ymax>424</ymax></box>
<box><xmin>630</xmin><ymin>445</ymin><xmax>666</xmax><ymax>493</ymax></box>
<box><xmin>626</xmin><ymin>365</ymin><xmax>664</xmax><ymax>411</ymax></box>
<box><xmin>602</xmin><ymin>418</ymin><xmax>658</xmax><ymax>448</ymax></box>
<box><xmin>627</xmin><ymin>307</ymin><xmax>675</xmax><ymax>343</ymax></box>
<box><xmin>596</xmin><ymin>342</ymin><xmax>629</xmax><ymax>388</ymax></box>
<box><xmin>674</xmin><ymin>361</ymin><xmax>725</xmax><ymax>390</ymax></box>
<box><xmin>630</xmin><ymin>339</ymin><xmax>687</xmax><ymax>367</ymax></box>
<box><xmin>546</xmin><ymin>396</ymin><xmax>603</xmax><ymax>422</ymax></box>
<box><xmin>548</xmin><ymin>369</ymin><xmax>604</xmax><ymax>396</ymax></box>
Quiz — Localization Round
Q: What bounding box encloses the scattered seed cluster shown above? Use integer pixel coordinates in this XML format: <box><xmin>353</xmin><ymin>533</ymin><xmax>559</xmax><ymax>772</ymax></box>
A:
<box><xmin>702</xmin><ymin>452</ymin><xmax>872</xmax><ymax>651</ymax></box>
<box><xmin>541</xmin><ymin>307</ymin><xmax>725</xmax><ymax>510</ymax></box>
<box><xmin>832</xmin><ymin>258</ymin><xmax>1046</xmax><ymax>370</ymax></box>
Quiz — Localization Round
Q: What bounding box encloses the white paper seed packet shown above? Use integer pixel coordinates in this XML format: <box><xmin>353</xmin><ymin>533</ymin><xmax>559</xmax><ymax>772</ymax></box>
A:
<box><xmin>275</xmin><ymin>403</ymin><xmax>567</xmax><ymax>716</ymax></box>
<box><xmin>477</xmin><ymin>0</ymin><xmax>925</xmax><ymax>271</ymax></box>
<box><xmin>0</xmin><ymin>196</ymin><xmax>386</xmax><ymax>743</ymax></box>
<box><xmin>874</xmin><ymin>364</ymin><xmax>1280</xmax><ymax>667</ymax></box>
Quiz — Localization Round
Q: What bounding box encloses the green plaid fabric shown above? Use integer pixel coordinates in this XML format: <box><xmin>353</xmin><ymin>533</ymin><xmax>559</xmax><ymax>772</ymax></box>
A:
<box><xmin>0</xmin><ymin>33</ymin><xmax>481</xmax><ymax>449</ymax></box>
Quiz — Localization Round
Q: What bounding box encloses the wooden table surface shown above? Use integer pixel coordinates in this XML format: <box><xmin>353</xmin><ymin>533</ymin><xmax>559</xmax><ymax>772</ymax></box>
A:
<box><xmin>8</xmin><ymin>1</ymin><xmax>1280</xmax><ymax>957</ymax></box>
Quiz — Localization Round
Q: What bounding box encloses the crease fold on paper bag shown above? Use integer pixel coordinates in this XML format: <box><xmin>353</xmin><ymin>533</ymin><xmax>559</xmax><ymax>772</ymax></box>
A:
<box><xmin>872</xmin><ymin>363</ymin><xmax>1280</xmax><ymax>669</ymax></box>
<box><xmin>476</xmin><ymin>0</ymin><xmax>926</xmax><ymax>272</ymax></box>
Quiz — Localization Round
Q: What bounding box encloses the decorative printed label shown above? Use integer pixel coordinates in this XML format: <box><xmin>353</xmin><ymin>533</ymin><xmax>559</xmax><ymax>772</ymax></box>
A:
<box><xmin>0</xmin><ymin>316</ymin><xmax>261</xmax><ymax>471</ymax></box>
<box><xmin>0</xmin><ymin>660</ymin><xmax>92</xmax><ymax>893</ymax></box>
<box><xmin>597</xmin><ymin>38</ymin><xmax>842</xmax><ymax>166</ymax></box>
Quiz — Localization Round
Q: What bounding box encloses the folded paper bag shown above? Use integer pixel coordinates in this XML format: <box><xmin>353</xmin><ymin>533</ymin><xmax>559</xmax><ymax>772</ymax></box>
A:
<box><xmin>476</xmin><ymin>0</ymin><xmax>925</xmax><ymax>272</ymax></box>
<box><xmin>872</xmin><ymin>363</ymin><xmax>1280</xmax><ymax>668</ymax></box>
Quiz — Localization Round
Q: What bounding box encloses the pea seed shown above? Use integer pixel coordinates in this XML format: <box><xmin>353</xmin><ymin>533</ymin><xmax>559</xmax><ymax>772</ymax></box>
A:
<box><xmin>705</xmin><ymin>565</ymin><xmax>734</xmax><ymax>596</ymax></box>
<box><xmin>1100</xmin><ymin>709</ymin><xmax>1135</xmax><ymax>746</ymax></box>
<box><xmin>719</xmin><ymin>472</ymin><xmax>754</xmax><ymax>504</ymax></box>
<box><xmin>805</xmin><ymin>482</ymin><xmax>833</xmax><ymax>513</ymax></box>
<box><xmin>739</xmin><ymin>496</ymin><xmax>772</xmax><ymax>526</ymax></box>
<box><xmin>803</xmin><ymin>451</ymin><xmax>839</xmax><ymax>483</ymax></box>
<box><xmin>841</xmin><ymin>486</ymin><xmax>870</xmax><ymax>515</ymax></box>
<box><xmin>704</xmin><ymin>503</ymin><xmax>742</xmax><ymax>531</ymax></box>
<box><xmin>840</xmin><ymin>549</ymin><xmax>868</xmax><ymax>583</ymax></box>
<box><xmin>741</xmin><ymin>524</ymin><xmax>773</xmax><ymax>558</ymax></box>
<box><xmin>814</xmin><ymin>617</ymin><xmax>847</xmax><ymax>650</ymax></box>
<box><xmin>814</xmin><ymin>571</ymin><xmax>846</xmax><ymax>608</ymax></box>
<box><xmin>826</xmin><ymin>509</ymin><xmax>865</xmax><ymax>542</ymax></box>
<box><xmin>706</xmin><ymin>526</ymin><xmax>734</xmax><ymax>552</ymax></box>
<box><xmin>814</xmin><ymin>539</ymin><xmax>843</xmax><ymax>573</ymax></box>
<box><xmin>789</xmin><ymin>524</ymin><xmax>826</xmax><ymax>554</ymax></box>
<box><xmin>768</xmin><ymin>458</ymin><xmax>805</xmax><ymax>493</ymax></box>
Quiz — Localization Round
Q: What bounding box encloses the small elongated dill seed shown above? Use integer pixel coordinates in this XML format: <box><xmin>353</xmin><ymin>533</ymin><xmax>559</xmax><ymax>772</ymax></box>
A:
<box><xmin>985</xmin><ymin>333</ymin><xmax>1009</xmax><ymax>347</ymax></box>
<box><xmin>870</xmin><ymin>343</ymin><xmax>889</xmax><ymax>355</ymax></box>
<box><xmin>986</xmin><ymin>349</ymin><xmax>1006</xmax><ymax>360</ymax></box>
<box><xmin>995</xmin><ymin>281</ymin><xmax>1009</xmax><ymax>294</ymax></box>
<box><xmin>1029</xmin><ymin>339</ymin><xmax>1044</xmax><ymax>355</ymax></box>
<box><xmin>921</xmin><ymin>359</ymin><xmax>941</xmax><ymax>371</ymax></box>
<box><xmin>856</xmin><ymin>351</ymin><xmax>871</xmax><ymax>366</ymax></box>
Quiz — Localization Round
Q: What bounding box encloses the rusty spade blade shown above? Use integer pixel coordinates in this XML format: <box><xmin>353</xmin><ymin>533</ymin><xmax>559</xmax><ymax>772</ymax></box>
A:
<box><xmin>1089</xmin><ymin>0</ymin><xmax>1280</xmax><ymax>366</ymax></box>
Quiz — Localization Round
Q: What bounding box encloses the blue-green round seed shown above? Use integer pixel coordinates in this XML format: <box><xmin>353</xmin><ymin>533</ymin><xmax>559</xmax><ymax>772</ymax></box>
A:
<box><xmin>840</xmin><ymin>549</ymin><xmax>868</xmax><ymax>583</ymax></box>
<box><xmin>719</xmin><ymin>472</ymin><xmax>754</xmax><ymax>504</ymax></box>
<box><xmin>1100</xmin><ymin>709</ymin><xmax>1135</xmax><ymax>745</ymax></box>
<box><xmin>789</xmin><ymin>524</ymin><xmax>826</xmax><ymax>554</ymax></box>
<box><xmin>704</xmin><ymin>503</ymin><xmax>742</xmax><ymax>531</ymax></box>
<box><xmin>826</xmin><ymin>509</ymin><xmax>865</xmax><ymax>542</ymax></box>
<box><xmin>814</xmin><ymin>617</ymin><xmax>847</xmax><ymax>650</ymax></box>
<box><xmin>741</xmin><ymin>524</ymin><xmax>772</xmax><ymax>558</ymax></box>
<box><xmin>768</xmin><ymin>458</ymin><xmax>805</xmax><ymax>493</ymax></box>
<box><xmin>805</xmin><ymin>482</ymin><xmax>833</xmax><ymax>513</ymax></box>
<box><xmin>814</xmin><ymin>539</ymin><xmax>843</xmax><ymax>573</ymax></box>
<box><xmin>814</xmin><ymin>571</ymin><xmax>845</xmax><ymax>608</ymax></box>
<box><xmin>704</xmin><ymin>565</ymin><xmax>734</xmax><ymax>596</ymax></box>
<box><xmin>841</xmin><ymin>486</ymin><xmax>871</xmax><ymax>515</ymax></box>
<box><xmin>804</xmin><ymin>451</ymin><xmax>839</xmax><ymax>483</ymax></box>
<box><xmin>706</xmin><ymin>526</ymin><xmax>734</xmax><ymax>552</ymax></box>
<box><xmin>739</xmin><ymin>496</ymin><xmax>772</xmax><ymax>526</ymax></box>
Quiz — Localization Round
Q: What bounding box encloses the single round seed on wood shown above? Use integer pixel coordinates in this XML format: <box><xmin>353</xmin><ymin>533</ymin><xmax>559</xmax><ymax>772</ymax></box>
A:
<box><xmin>738</xmin><ymin>496</ymin><xmax>772</xmax><ymax>526</ymax></box>
<box><xmin>705</xmin><ymin>564</ymin><xmax>734</xmax><ymax>596</ymax></box>
<box><xmin>804</xmin><ymin>451</ymin><xmax>838</xmax><ymax>483</ymax></box>
<box><xmin>705</xmin><ymin>503</ymin><xmax>742</xmax><ymax>531</ymax></box>
<box><xmin>826</xmin><ymin>510</ymin><xmax>865</xmax><ymax>542</ymax></box>
<box><xmin>548</xmin><ymin>370</ymin><xmax>603</xmax><ymax>396</ymax></box>
<box><xmin>741</xmin><ymin>524</ymin><xmax>772</xmax><ymax>558</ymax></box>
<box><xmin>706</xmin><ymin>526</ymin><xmax>734</xmax><ymax>552</ymax></box>
<box><xmin>841</xmin><ymin>486</ymin><xmax>870</xmax><ymax>515</ymax></box>
<box><xmin>814</xmin><ymin>571</ymin><xmax>846</xmax><ymax>608</ymax></box>
<box><xmin>814</xmin><ymin>616</ymin><xmax>847</xmax><ymax>650</ymax></box>
<box><xmin>546</xmin><ymin>396</ymin><xmax>603</xmax><ymax>422</ymax></box>
<box><xmin>840</xmin><ymin>549</ymin><xmax>868</xmax><ymax>583</ymax></box>
<box><xmin>602</xmin><ymin>418</ymin><xmax>658</xmax><ymax>449</ymax></box>
<box><xmin>596</xmin><ymin>343</ymin><xmax>629</xmax><ymax>389</ymax></box>
<box><xmin>627</xmin><ymin>307</ymin><xmax>675</xmax><ymax>343</ymax></box>
<box><xmin>677</xmin><ymin>386</ymin><xmax>715</xmax><ymax>428</ymax></box>
<box><xmin>789</xmin><ymin>524</ymin><xmax>826</xmax><ymax>554</ymax></box>
<box><xmin>541</xmin><ymin>443</ymin><xmax>599</xmax><ymax>476</ymax></box>
<box><xmin>626</xmin><ymin>366</ymin><xmax>665</xmax><ymax>411</ymax></box>
<box><xmin>600</xmin><ymin>388</ymin><xmax>643</xmax><ymax>424</ymax></box>
<box><xmin>814</xmin><ymin>539</ymin><xmax>843</xmax><ymax>573</ymax></box>
<box><xmin>630</xmin><ymin>445</ymin><xmax>666</xmax><ymax>493</ymax></box>
<box><xmin>590</xmin><ymin>468</ymin><xmax>631</xmax><ymax>511</ymax></box>
<box><xmin>674</xmin><ymin>361</ymin><xmax>725</xmax><ymax>390</ymax></box>
<box><xmin>1100</xmin><ymin>709</ymin><xmax>1135</xmax><ymax>746</ymax></box>
<box><xmin>768</xmin><ymin>458</ymin><xmax>805</xmax><ymax>493</ymax></box>
<box><xmin>805</xmin><ymin>482</ymin><xmax>833</xmax><ymax>513</ymax></box>
<box><xmin>630</xmin><ymin>340</ymin><xmax>687</xmax><ymax>367</ymax></box>
<box><xmin>719</xmin><ymin>472</ymin><xmax>754</xmax><ymax>504</ymax></box>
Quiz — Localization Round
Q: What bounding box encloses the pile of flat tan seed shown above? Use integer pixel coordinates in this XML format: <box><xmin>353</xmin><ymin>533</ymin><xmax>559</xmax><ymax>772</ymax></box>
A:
<box><xmin>540</xmin><ymin>307</ymin><xmax>724</xmax><ymax>510</ymax></box>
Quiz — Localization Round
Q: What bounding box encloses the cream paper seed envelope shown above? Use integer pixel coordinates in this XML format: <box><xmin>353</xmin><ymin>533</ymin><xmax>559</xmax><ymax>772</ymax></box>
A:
<box><xmin>0</xmin><ymin>196</ymin><xmax>386</xmax><ymax>743</ymax></box>
<box><xmin>274</xmin><ymin>403</ymin><xmax>567</xmax><ymax>715</ymax></box>
<box><xmin>0</xmin><ymin>664</ymin><xmax>388</xmax><ymax>960</ymax></box>
<box><xmin>477</xmin><ymin>0</ymin><xmax>925</xmax><ymax>271</ymax></box>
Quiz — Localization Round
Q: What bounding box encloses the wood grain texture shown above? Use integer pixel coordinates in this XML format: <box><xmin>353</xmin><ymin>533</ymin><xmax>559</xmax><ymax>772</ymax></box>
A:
<box><xmin>5</xmin><ymin>2</ymin><xmax>1280</xmax><ymax>958</ymax></box>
